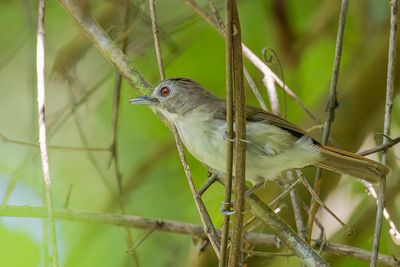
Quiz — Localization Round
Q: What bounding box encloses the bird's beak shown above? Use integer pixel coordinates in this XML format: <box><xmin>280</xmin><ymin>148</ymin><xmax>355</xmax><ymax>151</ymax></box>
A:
<box><xmin>129</xmin><ymin>95</ymin><xmax>157</xmax><ymax>106</ymax></box>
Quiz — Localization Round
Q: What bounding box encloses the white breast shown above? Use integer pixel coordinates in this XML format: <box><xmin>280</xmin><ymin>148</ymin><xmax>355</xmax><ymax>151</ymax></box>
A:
<box><xmin>160</xmin><ymin>108</ymin><xmax>321</xmax><ymax>184</ymax></box>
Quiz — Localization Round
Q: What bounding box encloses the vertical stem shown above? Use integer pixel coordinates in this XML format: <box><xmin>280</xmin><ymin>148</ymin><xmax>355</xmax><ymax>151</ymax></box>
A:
<box><xmin>370</xmin><ymin>1</ymin><xmax>398</xmax><ymax>266</ymax></box>
<box><xmin>287</xmin><ymin>171</ymin><xmax>306</xmax><ymax>239</ymax></box>
<box><xmin>173</xmin><ymin>128</ymin><xmax>221</xmax><ymax>257</ymax></box>
<box><xmin>307</xmin><ymin>0</ymin><xmax>348</xmax><ymax>241</ymax></box>
<box><xmin>219</xmin><ymin>0</ymin><xmax>234</xmax><ymax>265</ymax></box>
<box><xmin>228</xmin><ymin>1</ymin><xmax>246</xmax><ymax>266</ymax></box>
<box><xmin>149</xmin><ymin>0</ymin><xmax>165</xmax><ymax>80</ymax></box>
<box><xmin>36</xmin><ymin>0</ymin><xmax>59</xmax><ymax>266</ymax></box>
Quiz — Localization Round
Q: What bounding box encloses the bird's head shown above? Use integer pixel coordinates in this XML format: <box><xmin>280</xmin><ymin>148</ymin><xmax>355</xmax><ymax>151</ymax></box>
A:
<box><xmin>130</xmin><ymin>78</ymin><xmax>218</xmax><ymax>121</ymax></box>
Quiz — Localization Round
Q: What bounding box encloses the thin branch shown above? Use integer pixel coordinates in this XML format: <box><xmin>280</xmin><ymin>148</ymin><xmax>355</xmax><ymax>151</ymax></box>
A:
<box><xmin>243</xmin><ymin>67</ymin><xmax>269</xmax><ymax>111</ymax></box>
<box><xmin>319</xmin><ymin>241</ymin><xmax>400</xmax><ymax>267</ymax></box>
<box><xmin>245</xmin><ymin>194</ymin><xmax>329</xmax><ymax>267</ymax></box>
<box><xmin>229</xmin><ymin>1</ymin><xmax>247</xmax><ymax>266</ymax></box>
<box><xmin>219</xmin><ymin>0</ymin><xmax>235</xmax><ymax>265</ymax></box>
<box><xmin>149</xmin><ymin>0</ymin><xmax>165</xmax><ymax>80</ymax></box>
<box><xmin>0</xmin><ymin>133</ymin><xmax>110</xmax><ymax>151</ymax></box>
<box><xmin>287</xmin><ymin>171</ymin><xmax>306</xmax><ymax>239</ymax></box>
<box><xmin>173</xmin><ymin>127</ymin><xmax>221</xmax><ymax>258</ymax></box>
<box><xmin>36</xmin><ymin>0</ymin><xmax>59</xmax><ymax>265</ymax></box>
<box><xmin>264</xmin><ymin>75</ymin><xmax>280</xmax><ymax>114</ymax></box>
<box><xmin>371</xmin><ymin>1</ymin><xmax>398</xmax><ymax>265</ymax></box>
<box><xmin>1</xmin><ymin>205</ymin><xmax>398</xmax><ymax>266</ymax></box>
<box><xmin>307</xmin><ymin>0</ymin><xmax>348</xmax><ymax>242</ymax></box>
<box><xmin>362</xmin><ymin>181</ymin><xmax>400</xmax><ymax>246</ymax></box>
<box><xmin>358</xmin><ymin>136</ymin><xmax>400</xmax><ymax>156</ymax></box>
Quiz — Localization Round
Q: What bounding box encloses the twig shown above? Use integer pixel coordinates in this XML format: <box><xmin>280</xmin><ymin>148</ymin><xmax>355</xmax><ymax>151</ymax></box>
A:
<box><xmin>245</xmin><ymin>194</ymin><xmax>329</xmax><ymax>267</ymax></box>
<box><xmin>297</xmin><ymin>170</ymin><xmax>353</xmax><ymax>236</ymax></box>
<box><xmin>1</xmin><ymin>205</ymin><xmax>398</xmax><ymax>266</ymax></box>
<box><xmin>149</xmin><ymin>0</ymin><xmax>165</xmax><ymax>80</ymax></box>
<box><xmin>219</xmin><ymin>0</ymin><xmax>235</xmax><ymax>265</ymax></box>
<box><xmin>357</xmin><ymin>136</ymin><xmax>400</xmax><ymax>156</ymax></box>
<box><xmin>36</xmin><ymin>0</ymin><xmax>59</xmax><ymax>265</ymax></box>
<box><xmin>228</xmin><ymin>1</ymin><xmax>247</xmax><ymax>266</ymax></box>
<box><xmin>269</xmin><ymin>178</ymin><xmax>301</xmax><ymax>206</ymax></box>
<box><xmin>243</xmin><ymin>67</ymin><xmax>269</xmax><ymax>111</ymax></box>
<box><xmin>317</xmin><ymin>241</ymin><xmax>400</xmax><ymax>267</ymax></box>
<box><xmin>173</xmin><ymin>127</ymin><xmax>221</xmax><ymax>258</ymax></box>
<box><xmin>307</xmin><ymin>0</ymin><xmax>348</xmax><ymax>242</ymax></box>
<box><xmin>208</xmin><ymin>0</ymin><xmax>224</xmax><ymax>31</ymax></box>
<box><xmin>184</xmin><ymin>0</ymin><xmax>318</xmax><ymax>123</ymax></box>
<box><xmin>287</xmin><ymin>171</ymin><xmax>306</xmax><ymax>239</ymax></box>
<box><xmin>362</xmin><ymin>181</ymin><xmax>400</xmax><ymax>246</ymax></box>
<box><xmin>263</xmin><ymin>71</ymin><xmax>280</xmax><ymax>115</ymax></box>
<box><xmin>127</xmin><ymin>225</ymin><xmax>158</xmax><ymax>252</ymax></box>
<box><xmin>0</xmin><ymin>133</ymin><xmax>110</xmax><ymax>151</ymax></box>
<box><xmin>371</xmin><ymin>1</ymin><xmax>398</xmax><ymax>265</ymax></box>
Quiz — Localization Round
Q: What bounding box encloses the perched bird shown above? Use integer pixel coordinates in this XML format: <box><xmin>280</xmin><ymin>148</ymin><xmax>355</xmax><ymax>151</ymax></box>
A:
<box><xmin>130</xmin><ymin>78</ymin><xmax>389</xmax><ymax>185</ymax></box>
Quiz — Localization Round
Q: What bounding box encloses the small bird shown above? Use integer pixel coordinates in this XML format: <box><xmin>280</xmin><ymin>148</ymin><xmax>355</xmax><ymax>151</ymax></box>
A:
<box><xmin>130</xmin><ymin>78</ymin><xmax>389</xmax><ymax>185</ymax></box>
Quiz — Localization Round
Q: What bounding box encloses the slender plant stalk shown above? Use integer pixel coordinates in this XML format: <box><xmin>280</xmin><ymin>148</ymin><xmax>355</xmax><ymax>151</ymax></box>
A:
<box><xmin>36</xmin><ymin>0</ymin><xmax>59</xmax><ymax>265</ymax></box>
<box><xmin>307</xmin><ymin>0</ymin><xmax>348</xmax><ymax>242</ymax></box>
<box><xmin>173</xmin><ymin>129</ymin><xmax>221</xmax><ymax>257</ymax></box>
<box><xmin>371</xmin><ymin>0</ymin><xmax>398</xmax><ymax>266</ymax></box>
<box><xmin>0</xmin><ymin>205</ymin><xmax>399</xmax><ymax>266</ymax></box>
<box><xmin>219</xmin><ymin>0</ymin><xmax>234</xmax><ymax>265</ymax></box>
<box><xmin>246</xmin><ymin>194</ymin><xmax>329</xmax><ymax>267</ymax></box>
<box><xmin>228</xmin><ymin>1</ymin><xmax>247</xmax><ymax>266</ymax></box>
<box><xmin>149</xmin><ymin>0</ymin><xmax>165</xmax><ymax>81</ymax></box>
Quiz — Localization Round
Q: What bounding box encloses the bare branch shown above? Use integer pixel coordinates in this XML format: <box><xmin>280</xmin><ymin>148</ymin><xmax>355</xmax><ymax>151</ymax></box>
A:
<box><xmin>219</xmin><ymin>0</ymin><xmax>235</xmax><ymax>264</ymax></box>
<box><xmin>228</xmin><ymin>1</ymin><xmax>247</xmax><ymax>266</ymax></box>
<box><xmin>36</xmin><ymin>0</ymin><xmax>59</xmax><ymax>265</ymax></box>
<box><xmin>308</xmin><ymin>0</ymin><xmax>348</xmax><ymax>242</ymax></box>
<box><xmin>149</xmin><ymin>0</ymin><xmax>165</xmax><ymax>80</ymax></box>
<box><xmin>173</xmin><ymin>127</ymin><xmax>221</xmax><ymax>257</ymax></box>
<box><xmin>371</xmin><ymin>1</ymin><xmax>399</xmax><ymax>265</ymax></box>
<box><xmin>1</xmin><ymin>205</ymin><xmax>398</xmax><ymax>266</ymax></box>
<box><xmin>357</xmin><ymin>136</ymin><xmax>400</xmax><ymax>156</ymax></box>
<box><xmin>245</xmin><ymin>194</ymin><xmax>329</xmax><ymax>267</ymax></box>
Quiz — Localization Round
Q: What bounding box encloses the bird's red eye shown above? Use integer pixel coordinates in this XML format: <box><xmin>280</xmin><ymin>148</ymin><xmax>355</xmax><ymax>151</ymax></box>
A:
<box><xmin>160</xmin><ymin>86</ymin><xmax>170</xmax><ymax>97</ymax></box>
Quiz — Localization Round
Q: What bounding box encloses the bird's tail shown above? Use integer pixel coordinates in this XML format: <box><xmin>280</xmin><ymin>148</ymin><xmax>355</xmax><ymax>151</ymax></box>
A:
<box><xmin>313</xmin><ymin>145</ymin><xmax>390</xmax><ymax>183</ymax></box>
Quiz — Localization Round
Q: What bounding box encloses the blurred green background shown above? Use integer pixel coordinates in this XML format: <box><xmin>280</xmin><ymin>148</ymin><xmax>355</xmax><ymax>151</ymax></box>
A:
<box><xmin>0</xmin><ymin>0</ymin><xmax>399</xmax><ymax>266</ymax></box>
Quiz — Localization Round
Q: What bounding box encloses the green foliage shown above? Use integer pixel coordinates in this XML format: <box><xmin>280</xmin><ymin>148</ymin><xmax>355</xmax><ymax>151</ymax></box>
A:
<box><xmin>0</xmin><ymin>0</ymin><xmax>399</xmax><ymax>266</ymax></box>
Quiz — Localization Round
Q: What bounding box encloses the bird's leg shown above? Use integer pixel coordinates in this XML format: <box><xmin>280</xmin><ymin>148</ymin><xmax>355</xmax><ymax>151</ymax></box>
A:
<box><xmin>198</xmin><ymin>171</ymin><xmax>218</xmax><ymax>196</ymax></box>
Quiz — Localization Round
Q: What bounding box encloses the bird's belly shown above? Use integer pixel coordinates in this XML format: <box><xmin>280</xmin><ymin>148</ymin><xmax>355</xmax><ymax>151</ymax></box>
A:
<box><xmin>176</xmin><ymin>120</ymin><xmax>226</xmax><ymax>172</ymax></box>
<box><xmin>175</xmin><ymin>119</ymin><xmax>321</xmax><ymax>184</ymax></box>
